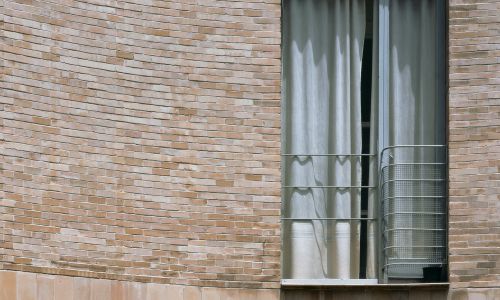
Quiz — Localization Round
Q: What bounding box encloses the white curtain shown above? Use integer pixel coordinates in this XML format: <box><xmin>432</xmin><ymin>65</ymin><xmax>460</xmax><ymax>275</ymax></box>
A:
<box><xmin>282</xmin><ymin>0</ymin><xmax>372</xmax><ymax>279</ymax></box>
<box><xmin>366</xmin><ymin>2</ymin><xmax>379</xmax><ymax>279</ymax></box>
<box><xmin>387</xmin><ymin>0</ymin><xmax>446</xmax><ymax>278</ymax></box>
<box><xmin>389</xmin><ymin>0</ymin><xmax>444</xmax><ymax>146</ymax></box>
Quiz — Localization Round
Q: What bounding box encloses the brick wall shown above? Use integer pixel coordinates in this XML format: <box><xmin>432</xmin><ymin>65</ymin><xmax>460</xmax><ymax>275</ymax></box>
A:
<box><xmin>0</xmin><ymin>0</ymin><xmax>281</xmax><ymax>291</ymax></box>
<box><xmin>448</xmin><ymin>0</ymin><xmax>500</xmax><ymax>298</ymax></box>
<box><xmin>2</xmin><ymin>0</ymin><xmax>500</xmax><ymax>299</ymax></box>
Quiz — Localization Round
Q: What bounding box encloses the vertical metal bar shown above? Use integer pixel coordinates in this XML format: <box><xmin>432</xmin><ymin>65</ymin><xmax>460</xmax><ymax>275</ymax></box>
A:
<box><xmin>378</xmin><ymin>0</ymin><xmax>389</xmax><ymax>284</ymax></box>
<box><xmin>378</xmin><ymin>0</ymin><xmax>389</xmax><ymax>158</ymax></box>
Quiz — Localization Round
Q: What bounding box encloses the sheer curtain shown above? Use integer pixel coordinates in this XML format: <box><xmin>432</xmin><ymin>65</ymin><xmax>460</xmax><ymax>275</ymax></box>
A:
<box><xmin>389</xmin><ymin>0</ymin><xmax>444</xmax><ymax>146</ymax></box>
<box><xmin>282</xmin><ymin>0</ymin><xmax>373</xmax><ymax>279</ymax></box>
<box><xmin>366</xmin><ymin>2</ymin><xmax>379</xmax><ymax>279</ymax></box>
<box><xmin>387</xmin><ymin>0</ymin><xmax>446</xmax><ymax>278</ymax></box>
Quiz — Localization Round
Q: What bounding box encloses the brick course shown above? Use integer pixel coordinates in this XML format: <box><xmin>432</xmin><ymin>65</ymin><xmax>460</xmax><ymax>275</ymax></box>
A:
<box><xmin>0</xmin><ymin>0</ymin><xmax>281</xmax><ymax>290</ymax></box>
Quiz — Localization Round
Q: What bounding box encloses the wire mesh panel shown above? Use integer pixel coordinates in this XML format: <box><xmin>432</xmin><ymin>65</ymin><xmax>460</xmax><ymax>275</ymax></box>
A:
<box><xmin>380</xmin><ymin>145</ymin><xmax>447</xmax><ymax>280</ymax></box>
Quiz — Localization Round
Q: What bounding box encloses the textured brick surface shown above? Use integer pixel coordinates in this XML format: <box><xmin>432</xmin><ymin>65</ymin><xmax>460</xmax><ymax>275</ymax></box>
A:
<box><xmin>448</xmin><ymin>0</ymin><xmax>500</xmax><ymax>294</ymax></box>
<box><xmin>0</xmin><ymin>0</ymin><xmax>281</xmax><ymax>289</ymax></box>
<box><xmin>1</xmin><ymin>0</ymin><xmax>500</xmax><ymax>298</ymax></box>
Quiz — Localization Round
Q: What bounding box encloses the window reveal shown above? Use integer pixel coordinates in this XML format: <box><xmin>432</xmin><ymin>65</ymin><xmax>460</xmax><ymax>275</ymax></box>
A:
<box><xmin>281</xmin><ymin>0</ymin><xmax>447</xmax><ymax>283</ymax></box>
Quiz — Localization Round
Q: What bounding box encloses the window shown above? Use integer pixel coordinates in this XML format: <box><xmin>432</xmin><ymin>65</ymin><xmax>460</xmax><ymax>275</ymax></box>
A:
<box><xmin>281</xmin><ymin>0</ymin><xmax>446</xmax><ymax>284</ymax></box>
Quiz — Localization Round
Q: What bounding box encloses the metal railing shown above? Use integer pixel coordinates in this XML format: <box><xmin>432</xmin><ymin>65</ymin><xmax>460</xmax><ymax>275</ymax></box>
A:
<box><xmin>379</xmin><ymin>145</ymin><xmax>447</xmax><ymax>280</ymax></box>
<box><xmin>281</xmin><ymin>153</ymin><xmax>377</xmax><ymax>221</ymax></box>
<box><xmin>281</xmin><ymin>153</ymin><xmax>378</xmax><ymax>279</ymax></box>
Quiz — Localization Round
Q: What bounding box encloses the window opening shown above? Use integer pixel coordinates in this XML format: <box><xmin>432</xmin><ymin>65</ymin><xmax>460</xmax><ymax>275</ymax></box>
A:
<box><xmin>281</xmin><ymin>0</ymin><xmax>447</xmax><ymax>284</ymax></box>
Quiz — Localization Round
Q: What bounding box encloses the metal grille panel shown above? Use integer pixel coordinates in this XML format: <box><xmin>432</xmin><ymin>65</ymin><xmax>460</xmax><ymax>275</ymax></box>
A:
<box><xmin>380</xmin><ymin>146</ymin><xmax>447</xmax><ymax>280</ymax></box>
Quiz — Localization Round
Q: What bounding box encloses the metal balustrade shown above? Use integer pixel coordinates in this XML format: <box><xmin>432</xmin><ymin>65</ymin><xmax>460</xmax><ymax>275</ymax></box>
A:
<box><xmin>281</xmin><ymin>153</ymin><xmax>378</xmax><ymax>280</ymax></box>
<box><xmin>380</xmin><ymin>145</ymin><xmax>447</xmax><ymax>280</ymax></box>
<box><xmin>281</xmin><ymin>153</ymin><xmax>377</xmax><ymax>221</ymax></box>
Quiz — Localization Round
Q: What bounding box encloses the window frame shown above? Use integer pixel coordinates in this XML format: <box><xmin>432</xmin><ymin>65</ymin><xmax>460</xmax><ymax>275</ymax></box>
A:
<box><xmin>280</xmin><ymin>0</ymin><xmax>450</xmax><ymax>286</ymax></box>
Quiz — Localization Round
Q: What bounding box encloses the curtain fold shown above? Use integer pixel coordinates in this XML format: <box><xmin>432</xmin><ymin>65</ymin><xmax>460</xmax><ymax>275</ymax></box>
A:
<box><xmin>389</xmin><ymin>0</ymin><xmax>440</xmax><ymax>147</ymax></box>
<box><xmin>282</xmin><ymin>0</ymin><xmax>368</xmax><ymax>279</ymax></box>
<box><xmin>387</xmin><ymin>0</ymin><xmax>446</xmax><ymax>278</ymax></box>
<box><xmin>366</xmin><ymin>1</ymin><xmax>379</xmax><ymax>280</ymax></box>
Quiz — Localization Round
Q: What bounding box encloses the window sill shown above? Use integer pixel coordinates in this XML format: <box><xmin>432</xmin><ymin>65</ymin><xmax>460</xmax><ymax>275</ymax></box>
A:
<box><xmin>281</xmin><ymin>279</ymin><xmax>378</xmax><ymax>286</ymax></box>
<box><xmin>281</xmin><ymin>279</ymin><xmax>449</xmax><ymax>288</ymax></box>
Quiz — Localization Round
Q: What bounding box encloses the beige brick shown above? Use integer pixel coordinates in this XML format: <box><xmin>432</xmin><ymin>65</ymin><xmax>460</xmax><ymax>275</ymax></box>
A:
<box><xmin>54</xmin><ymin>275</ymin><xmax>73</xmax><ymax>300</ymax></box>
<box><xmin>184</xmin><ymin>286</ymin><xmax>201</xmax><ymax>300</ymax></box>
<box><xmin>0</xmin><ymin>271</ymin><xmax>17</xmax><ymax>300</ymax></box>
<box><xmin>90</xmin><ymin>279</ymin><xmax>111</xmax><ymax>300</ymax></box>
<box><xmin>36</xmin><ymin>275</ymin><xmax>54</xmax><ymax>300</ymax></box>
<box><xmin>17</xmin><ymin>272</ymin><xmax>37</xmax><ymax>300</ymax></box>
<box><xmin>73</xmin><ymin>278</ymin><xmax>91</xmax><ymax>300</ymax></box>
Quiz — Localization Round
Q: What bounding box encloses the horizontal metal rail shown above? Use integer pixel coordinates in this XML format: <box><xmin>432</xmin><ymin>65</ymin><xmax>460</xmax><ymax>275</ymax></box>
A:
<box><xmin>385</xmin><ymin>228</ymin><xmax>446</xmax><ymax>232</ymax></box>
<box><xmin>282</xmin><ymin>153</ymin><xmax>376</xmax><ymax>156</ymax></box>
<box><xmin>283</xmin><ymin>185</ymin><xmax>376</xmax><ymax>189</ymax></box>
<box><xmin>385</xmin><ymin>262</ymin><xmax>445</xmax><ymax>266</ymax></box>
<box><xmin>281</xmin><ymin>217</ymin><xmax>376</xmax><ymax>221</ymax></box>
<box><xmin>382</xmin><ymin>179</ymin><xmax>445</xmax><ymax>182</ymax></box>
<box><xmin>383</xmin><ymin>162</ymin><xmax>446</xmax><ymax>166</ymax></box>
<box><xmin>381</xmin><ymin>162</ymin><xmax>446</xmax><ymax>173</ymax></box>
<box><xmin>384</xmin><ymin>196</ymin><xmax>446</xmax><ymax>200</ymax></box>
<box><xmin>380</xmin><ymin>144</ymin><xmax>446</xmax><ymax>157</ymax></box>
<box><xmin>384</xmin><ymin>212</ymin><xmax>446</xmax><ymax>217</ymax></box>
<box><xmin>381</xmin><ymin>178</ymin><xmax>445</xmax><ymax>189</ymax></box>
<box><xmin>381</xmin><ymin>178</ymin><xmax>446</xmax><ymax>182</ymax></box>
<box><xmin>385</xmin><ymin>245</ymin><xmax>446</xmax><ymax>249</ymax></box>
